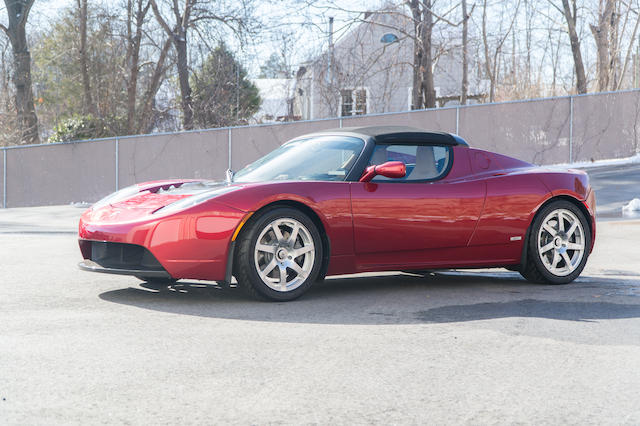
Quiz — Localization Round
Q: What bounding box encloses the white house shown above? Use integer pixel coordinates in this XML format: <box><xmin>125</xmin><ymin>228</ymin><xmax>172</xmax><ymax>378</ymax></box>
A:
<box><xmin>294</xmin><ymin>7</ymin><xmax>488</xmax><ymax>120</ymax></box>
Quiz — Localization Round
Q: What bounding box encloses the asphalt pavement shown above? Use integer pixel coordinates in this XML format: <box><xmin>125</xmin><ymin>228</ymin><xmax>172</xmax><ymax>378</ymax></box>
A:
<box><xmin>1</xmin><ymin>164</ymin><xmax>639</xmax><ymax>424</ymax></box>
<box><xmin>583</xmin><ymin>162</ymin><xmax>640</xmax><ymax>220</ymax></box>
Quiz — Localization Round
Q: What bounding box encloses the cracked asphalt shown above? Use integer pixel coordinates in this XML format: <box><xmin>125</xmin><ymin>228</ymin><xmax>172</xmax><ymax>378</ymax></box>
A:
<box><xmin>1</xmin><ymin>165</ymin><xmax>640</xmax><ymax>424</ymax></box>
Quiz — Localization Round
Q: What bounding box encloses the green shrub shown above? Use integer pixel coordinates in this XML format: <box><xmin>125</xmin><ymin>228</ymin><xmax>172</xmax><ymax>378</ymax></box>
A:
<box><xmin>48</xmin><ymin>114</ymin><xmax>123</xmax><ymax>143</ymax></box>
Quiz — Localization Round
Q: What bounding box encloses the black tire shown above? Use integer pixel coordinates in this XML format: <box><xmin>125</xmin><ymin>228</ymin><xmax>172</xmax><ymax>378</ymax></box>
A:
<box><xmin>234</xmin><ymin>207</ymin><xmax>324</xmax><ymax>301</ymax></box>
<box><xmin>520</xmin><ymin>200</ymin><xmax>591</xmax><ymax>284</ymax></box>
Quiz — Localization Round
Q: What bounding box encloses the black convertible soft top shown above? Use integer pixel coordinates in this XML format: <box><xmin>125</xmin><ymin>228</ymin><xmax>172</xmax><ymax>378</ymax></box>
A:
<box><xmin>315</xmin><ymin>126</ymin><xmax>469</xmax><ymax>147</ymax></box>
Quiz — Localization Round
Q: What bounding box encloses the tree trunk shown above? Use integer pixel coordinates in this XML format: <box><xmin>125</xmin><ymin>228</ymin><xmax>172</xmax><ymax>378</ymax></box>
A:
<box><xmin>461</xmin><ymin>0</ymin><xmax>469</xmax><ymax>105</ymax></box>
<box><xmin>149</xmin><ymin>0</ymin><xmax>194</xmax><ymax>130</ymax></box>
<box><xmin>175</xmin><ymin>31</ymin><xmax>193</xmax><ymax>130</ymax></box>
<box><xmin>2</xmin><ymin>0</ymin><xmax>39</xmax><ymax>144</ymax></box>
<box><xmin>125</xmin><ymin>0</ymin><xmax>149</xmax><ymax>134</ymax></box>
<box><xmin>590</xmin><ymin>0</ymin><xmax>616</xmax><ymax>92</ymax></box>
<box><xmin>481</xmin><ymin>0</ymin><xmax>495</xmax><ymax>102</ymax></box>
<box><xmin>409</xmin><ymin>0</ymin><xmax>435</xmax><ymax>109</ymax></box>
<box><xmin>137</xmin><ymin>37</ymin><xmax>172</xmax><ymax>133</ymax></box>
<box><xmin>525</xmin><ymin>0</ymin><xmax>532</xmax><ymax>90</ymax></box>
<box><xmin>421</xmin><ymin>1</ymin><xmax>436</xmax><ymax>108</ymax></box>
<box><xmin>13</xmin><ymin>49</ymin><xmax>39</xmax><ymax>144</ymax></box>
<box><xmin>511</xmin><ymin>28</ymin><xmax>516</xmax><ymax>84</ymax></box>
<box><xmin>0</xmin><ymin>47</ymin><xmax>9</xmax><ymax>111</ymax></box>
<box><xmin>561</xmin><ymin>0</ymin><xmax>588</xmax><ymax>94</ymax></box>
<box><xmin>78</xmin><ymin>0</ymin><xmax>94</xmax><ymax>115</ymax></box>
<box><xmin>409</xmin><ymin>0</ymin><xmax>423</xmax><ymax>110</ymax></box>
<box><xmin>615</xmin><ymin>5</ymin><xmax>640</xmax><ymax>90</ymax></box>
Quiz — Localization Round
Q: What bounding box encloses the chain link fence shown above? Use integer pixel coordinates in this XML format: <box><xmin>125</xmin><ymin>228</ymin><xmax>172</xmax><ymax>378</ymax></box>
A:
<box><xmin>2</xmin><ymin>89</ymin><xmax>639</xmax><ymax>208</ymax></box>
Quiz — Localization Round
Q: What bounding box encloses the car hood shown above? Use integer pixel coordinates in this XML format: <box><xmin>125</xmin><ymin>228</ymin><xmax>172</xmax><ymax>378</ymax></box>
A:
<box><xmin>110</xmin><ymin>180</ymin><xmax>231</xmax><ymax>210</ymax></box>
<box><xmin>84</xmin><ymin>179</ymin><xmax>247</xmax><ymax>224</ymax></box>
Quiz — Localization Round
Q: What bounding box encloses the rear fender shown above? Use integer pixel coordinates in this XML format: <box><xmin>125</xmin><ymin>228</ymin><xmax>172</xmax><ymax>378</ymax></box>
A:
<box><xmin>538</xmin><ymin>170</ymin><xmax>590</xmax><ymax>201</ymax></box>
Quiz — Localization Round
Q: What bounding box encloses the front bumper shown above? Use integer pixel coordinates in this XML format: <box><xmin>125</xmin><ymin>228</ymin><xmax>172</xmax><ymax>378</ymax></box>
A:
<box><xmin>78</xmin><ymin>260</ymin><xmax>172</xmax><ymax>278</ymax></box>
<box><xmin>78</xmin><ymin>240</ymin><xmax>171</xmax><ymax>278</ymax></box>
<box><xmin>78</xmin><ymin>201</ymin><xmax>247</xmax><ymax>280</ymax></box>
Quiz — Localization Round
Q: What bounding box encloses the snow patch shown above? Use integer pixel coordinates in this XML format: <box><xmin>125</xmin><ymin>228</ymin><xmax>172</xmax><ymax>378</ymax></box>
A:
<box><xmin>547</xmin><ymin>153</ymin><xmax>640</xmax><ymax>170</ymax></box>
<box><xmin>70</xmin><ymin>202</ymin><xmax>92</xmax><ymax>208</ymax></box>
<box><xmin>622</xmin><ymin>198</ymin><xmax>640</xmax><ymax>213</ymax></box>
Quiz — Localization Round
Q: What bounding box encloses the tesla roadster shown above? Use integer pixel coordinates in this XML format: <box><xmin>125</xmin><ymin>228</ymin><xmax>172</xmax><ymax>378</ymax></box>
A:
<box><xmin>78</xmin><ymin>126</ymin><xmax>596</xmax><ymax>301</ymax></box>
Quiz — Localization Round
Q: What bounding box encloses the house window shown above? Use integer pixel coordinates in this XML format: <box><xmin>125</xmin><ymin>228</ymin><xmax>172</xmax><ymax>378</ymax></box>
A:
<box><xmin>340</xmin><ymin>88</ymin><xmax>367</xmax><ymax>116</ymax></box>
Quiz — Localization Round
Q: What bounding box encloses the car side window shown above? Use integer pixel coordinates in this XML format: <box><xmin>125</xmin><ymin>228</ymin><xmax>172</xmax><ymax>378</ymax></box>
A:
<box><xmin>368</xmin><ymin>144</ymin><xmax>451</xmax><ymax>182</ymax></box>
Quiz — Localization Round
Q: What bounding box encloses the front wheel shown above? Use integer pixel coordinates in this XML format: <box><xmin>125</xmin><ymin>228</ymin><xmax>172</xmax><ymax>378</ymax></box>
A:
<box><xmin>234</xmin><ymin>207</ymin><xmax>324</xmax><ymax>301</ymax></box>
<box><xmin>520</xmin><ymin>200</ymin><xmax>591</xmax><ymax>284</ymax></box>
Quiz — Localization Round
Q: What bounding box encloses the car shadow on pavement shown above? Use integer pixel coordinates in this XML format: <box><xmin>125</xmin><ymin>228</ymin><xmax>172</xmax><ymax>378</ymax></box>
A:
<box><xmin>98</xmin><ymin>270</ymin><xmax>640</xmax><ymax>326</ymax></box>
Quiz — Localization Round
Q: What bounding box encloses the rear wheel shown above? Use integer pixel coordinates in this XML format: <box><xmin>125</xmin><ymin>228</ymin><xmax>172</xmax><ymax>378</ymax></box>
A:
<box><xmin>234</xmin><ymin>207</ymin><xmax>323</xmax><ymax>301</ymax></box>
<box><xmin>520</xmin><ymin>200</ymin><xmax>590</xmax><ymax>284</ymax></box>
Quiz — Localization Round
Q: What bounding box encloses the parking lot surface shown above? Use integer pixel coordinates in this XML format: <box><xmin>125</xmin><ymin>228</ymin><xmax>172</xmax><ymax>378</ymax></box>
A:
<box><xmin>585</xmin><ymin>163</ymin><xmax>640</xmax><ymax>220</ymax></box>
<box><xmin>1</xmin><ymin>165</ymin><xmax>640</xmax><ymax>424</ymax></box>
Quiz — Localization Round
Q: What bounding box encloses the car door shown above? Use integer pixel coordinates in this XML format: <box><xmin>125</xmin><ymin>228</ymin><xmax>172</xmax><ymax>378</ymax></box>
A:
<box><xmin>350</xmin><ymin>143</ymin><xmax>486</xmax><ymax>269</ymax></box>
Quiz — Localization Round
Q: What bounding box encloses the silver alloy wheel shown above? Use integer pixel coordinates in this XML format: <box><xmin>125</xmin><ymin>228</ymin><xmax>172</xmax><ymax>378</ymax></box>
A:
<box><xmin>537</xmin><ymin>208</ymin><xmax>586</xmax><ymax>277</ymax></box>
<box><xmin>253</xmin><ymin>217</ymin><xmax>315</xmax><ymax>292</ymax></box>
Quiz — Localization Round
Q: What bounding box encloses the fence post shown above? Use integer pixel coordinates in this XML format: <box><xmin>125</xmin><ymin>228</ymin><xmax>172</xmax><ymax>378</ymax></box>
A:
<box><xmin>115</xmin><ymin>137</ymin><xmax>119</xmax><ymax>191</ymax></box>
<box><xmin>455</xmin><ymin>106</ymin><xmax>460</xmax><ymax>134</ymax></box>
<box><xmin>569</xmin><ymin>96</ymin><xmax>574</xmax><ymax>163</ymax></box>
<box><xmin>3</xmin><ymin>148</ymin><xmax>6</xmax><ymax>209</ymax></box>
<box><xmin>228</xmin><ymin>128</ymin><xmax>232</xmax><ymax>170</ymax></box>
<box><xmin>339</xmin><ymin>117</ymin><xmax>343</xmax><ymax>128</ymax></box>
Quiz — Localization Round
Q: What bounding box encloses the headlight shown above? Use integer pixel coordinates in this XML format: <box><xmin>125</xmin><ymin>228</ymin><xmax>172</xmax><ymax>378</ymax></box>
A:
<box><xmin>153</xmin><ymin>186</ymin><xmax>241</xmax><ymax>215</ymax></box>
<box><xmin>92</xmin><ymin>185</ymin><xmax>144</xmax><ymax>210</ymax></box>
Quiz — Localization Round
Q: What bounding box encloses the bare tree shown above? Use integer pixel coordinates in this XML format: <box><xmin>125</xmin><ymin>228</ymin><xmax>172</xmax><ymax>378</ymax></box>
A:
<box><xmin>460</xmin><ymin>0</ymin><xmax>469</xmax><ymax>104</ymax></box>
<box><xmin>590</xmin><ymin>0</ymin><xmax>617</xmax><ymax>91</ymax></box>
<box><xmin>149</xmin><ymin>0</ymin><xmax>195</xmax><ymax>129</ymax></box>
<box><xmin>28</xmin><ymin>1</ymin><xmax>176</xmax><ymax>139</ymax></box>
<box><xmin>136</xmin><ymin>37</ymin><xmax>173</xmax><ymax>133</ymax></box>
<box><xmin>524</xmin><ymin>0</ymin><xmax>532</xmax><ymax>91</ymax></box>
<box><xmin>0</xmin><ymin>37</ymin><xmax>10</xmax><ymax>110</ymax></box>
<box><xmin>77</xmin><ymin>0</ymin><xmax>95</xmax><ymax>115</ymax></box>
<box><xmin>548</xmin><ymin>26</ymin><xmax>563</xmax><ymax>95</ymax></box>
<box><xmin>616</xmin><ymin>3</ymin><xmax>640</xmax><ymax>89</ymax></box>
<box><xmin>0</xmin><ymin>0</ymin><xmax>39</xmax><ymax>144</ymax></box>
<box><xmin>408</xmin><ymin>0</ymin><xmax>437</xmax><ymax>109</ymax></box>
<box><xmin>0</xmin><ymin>36</ymin><xmax>18</xmax><ymax>146</ymax></box>
<box><xmin>124</xmin><ymin>0</ymin><xmax>149</xmax><ymax>133</ymax></box>
<box><xmin>149</xmin><ymin>0</ymin><xmax>252</xmax><ymax>130</ymax></box>
<box><xmin>481</xmin><ymin>0</ymin><xmax>521</xmax><ymax>102</ymax></box>
<box><xmin>549</xmin><ymin>0</ymin><xmax>588</xmax><ymax>93</ymax></box>
<box><xmin>123</xmin><ymin>0</ymin><xmax>173</xmax><ymax>133</ymax></box>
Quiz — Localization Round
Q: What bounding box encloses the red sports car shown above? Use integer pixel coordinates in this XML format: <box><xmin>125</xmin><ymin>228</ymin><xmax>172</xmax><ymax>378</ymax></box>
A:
<box><xmin>78</xmin><ymin>126</ymin><xmax>596</xmax><ymax>301</ymax></box>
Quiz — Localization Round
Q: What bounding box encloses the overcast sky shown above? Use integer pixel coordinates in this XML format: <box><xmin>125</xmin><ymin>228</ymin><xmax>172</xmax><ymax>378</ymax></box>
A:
<box><xmin>1</xmin><ymin>0</ymin><xmax>386</xmax><ymax>78</ymax></box>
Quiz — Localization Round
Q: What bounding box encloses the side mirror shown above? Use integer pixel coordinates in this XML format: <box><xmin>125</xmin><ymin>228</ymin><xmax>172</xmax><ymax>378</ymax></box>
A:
<box><xmin>359</xmin><ymin>161</ymin><xmax>406</xmax><ymax>182</ymax></box>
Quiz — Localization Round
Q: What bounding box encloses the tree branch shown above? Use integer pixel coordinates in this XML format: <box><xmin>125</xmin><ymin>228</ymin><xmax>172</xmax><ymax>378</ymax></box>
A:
<box><xmin>19</xmin><ymin>0</ymin><xmax>36</xmax><ymax>28</ymax></box>
<box><xmin>0</xmin><ymin>23</ymin><xmax>10</xmax><ymax>40</ymax></box>
<box><xmin>150</xmin><ymin>0</ymin><xmax>175</xmax><ymax>37</ymax></box>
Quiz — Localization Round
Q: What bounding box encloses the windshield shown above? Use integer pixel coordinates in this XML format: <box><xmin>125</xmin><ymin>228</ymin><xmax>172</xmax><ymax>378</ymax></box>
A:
<box><xmin>232</xmin><ymin>135</ymin><xmax>365</xmax><ymax>183</ymax></box>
